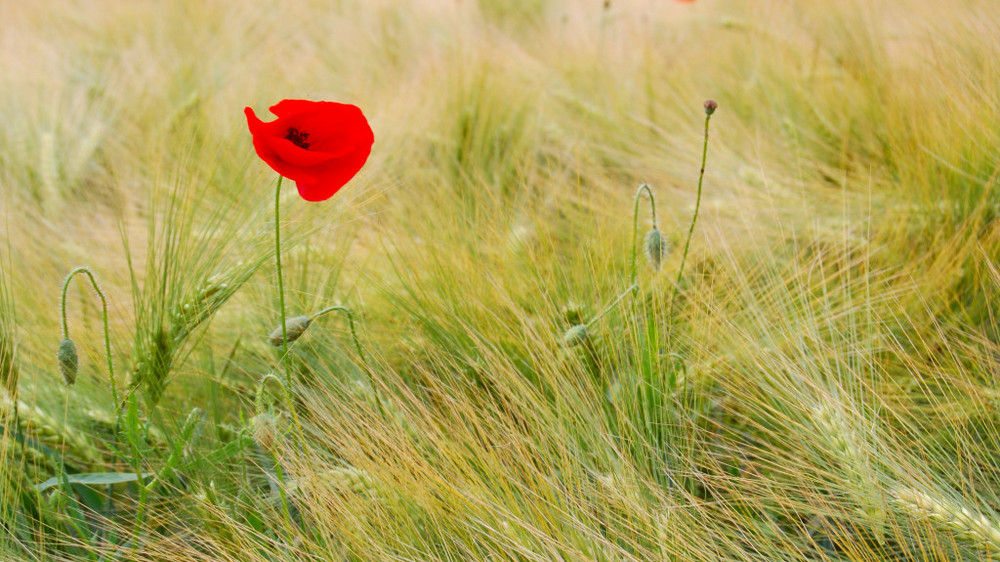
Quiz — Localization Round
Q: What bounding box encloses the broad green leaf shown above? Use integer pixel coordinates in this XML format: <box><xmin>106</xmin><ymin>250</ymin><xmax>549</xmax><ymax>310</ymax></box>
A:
<box><xmin>34</xmin><ymin>472</ymin><xmax>155</xmax><ymax>492</ymax></box>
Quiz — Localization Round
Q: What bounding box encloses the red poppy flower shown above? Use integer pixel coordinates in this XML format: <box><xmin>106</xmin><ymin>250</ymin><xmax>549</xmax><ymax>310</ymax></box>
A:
<box><xmin>245</xmin><ymin>99</ymin><xmax>374</xmax><ymax>201</ymax></box>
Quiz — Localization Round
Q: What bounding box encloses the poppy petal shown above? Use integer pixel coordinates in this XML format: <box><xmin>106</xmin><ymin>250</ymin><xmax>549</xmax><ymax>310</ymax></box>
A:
<box><xmin>269</xmin><ymin>99</ymin><xmax>323</xmax><ymax>118</ymax></box>
<box><xmin>270</xmin><ymin>140</ymin><xmax>349</xmax><ymax>166</ymax></box>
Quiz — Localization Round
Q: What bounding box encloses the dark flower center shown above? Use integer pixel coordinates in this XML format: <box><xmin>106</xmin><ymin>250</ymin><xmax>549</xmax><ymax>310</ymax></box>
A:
<box><xmin>284</xmin><ymin>127</ymin><xmax>311</xmax><ymax>149</ymax></box>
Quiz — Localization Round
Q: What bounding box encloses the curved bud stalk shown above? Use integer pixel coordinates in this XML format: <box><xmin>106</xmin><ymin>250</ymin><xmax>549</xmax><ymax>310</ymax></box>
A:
<box><xmin>59</xmin><ymin>267</ymin><xmax>117</xmax><ymax>409</ymax></box>
<box><xmin>255</xmin><ymin>371</ymin><xmax>303</xmax><ymax>447</ymax></box>
<box><xmin>310</xmin><ymin>306</ymin><xmax>367</xmax><ymax>362</ymax></box>
<box><xmin>630</xmin><ymin>183</ymin><xmax>660</xmax><ymax>287</ymax></box>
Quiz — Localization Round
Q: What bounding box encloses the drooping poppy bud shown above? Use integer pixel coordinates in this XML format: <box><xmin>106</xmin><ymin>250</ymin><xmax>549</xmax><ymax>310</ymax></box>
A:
<box><xmin>57</xmin><ymin>338</ymin><xmax>78</xmax><ymax>386</ymax></box>
<box><xmin>645</xmin><ymin>229</ymin><xmax>667</xmax><ymax>271</ymax></box>
<box><xmin>250</xmin><ymin>412</ymin><xmax>280</xmax><ymax>451</ymax></box>
<box><xmin>268</xmin><ymin>315</ymin><xmax>312</xmax><ymax>346</ymax></box>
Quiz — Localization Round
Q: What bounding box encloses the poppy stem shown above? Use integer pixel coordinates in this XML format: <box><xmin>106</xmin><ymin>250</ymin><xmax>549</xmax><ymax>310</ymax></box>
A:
<box><xmin>667</xmin><ymin>107</ymin><xmax>715</xmax><ymax>342</ymax></box>
<box><xmin>274</xmin><ymin>176</ymin><xmax>289</xmax><ymax>374</ymax></box>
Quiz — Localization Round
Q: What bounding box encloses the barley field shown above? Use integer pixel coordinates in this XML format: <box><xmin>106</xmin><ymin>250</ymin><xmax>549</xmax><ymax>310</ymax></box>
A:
<box><xmin>2</xmin><ymin>0</ymin><xmax>1000</xmax><ymax>560</ymax></box>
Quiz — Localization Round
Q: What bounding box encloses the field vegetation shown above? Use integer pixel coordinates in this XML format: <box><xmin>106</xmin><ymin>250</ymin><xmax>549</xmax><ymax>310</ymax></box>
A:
<box><xmin>2</xmin><ymin>0</ymin><xmax>1000</xmax><ymax>560</ymax></box>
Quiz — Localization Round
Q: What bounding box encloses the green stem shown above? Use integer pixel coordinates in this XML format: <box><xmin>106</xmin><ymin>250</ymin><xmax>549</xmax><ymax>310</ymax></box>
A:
<box><xmin>587</xmin><ymin>283</ymin><xmax>640</xmax><ymax>329</ymax></box>
<box><xmin>274</xmin><ymin>176</ymin><xmax>289</xmax><ymax>374</ymax></box>
<box><xmin>270</xmin><ymin>455</ymin><xmax>294</xmax><ymax>529</ymax></box>
<box><xmin>668</xmin><ymin>111</ymin><xmax>714</xmax><ymax>334</ymax></box>
<box><xmin>629</xmin><ymin>184</ymin><xmax>658</xmax><ymax>289</ymax></box>
<box><xmin>60</xmin><ymin>267</ymin><xmax>118</xmax><ymax>414</ymax></box>
<box><xmin>132</xmin><ymin>475</ymin><xmax>149</xmax><ymax>554</ymax></box>
<box><xmin>122</xmin><ymin>391</ymin><xmax>148</xmax><ymax>555</ymax></box>
<box><xmin>310</xmin><ymin>306</ymin><xmax>367</xmax><ymax>363</ymax></box>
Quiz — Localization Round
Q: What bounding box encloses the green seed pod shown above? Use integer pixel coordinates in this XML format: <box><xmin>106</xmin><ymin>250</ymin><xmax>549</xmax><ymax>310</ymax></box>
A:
<box><xmin>57</xmin><ymin>338</ymin><xmax>78</xmax><ymax>386</ymax></box>
<box><xmin>268</xmin><ymin>315</ymin><xmax>312</xmax><ymax>346</ymax></box>
<box><xmin>645</xmin><ymin>229</ymin><xmax>666</xmax><ymax>271</ymax></box>
<box><xmin>563</xmin><ymin>324</ymin><xmax>588</xmax><ymax>347</ymax></box>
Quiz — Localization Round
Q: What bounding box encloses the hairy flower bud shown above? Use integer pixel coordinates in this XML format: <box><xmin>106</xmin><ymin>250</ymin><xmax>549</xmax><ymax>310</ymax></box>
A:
<box><xmin>250</xmin><ymin>413</ymin><xmax>279</xmax><ymax>451</ymax></box>
<box><xmin>704</xmin><ymin>99</ymin><xmax>718</xmax><ymax>116</ymax></box>
<box><xmin>562</xmin><ymin>302</ymin><xmax>586</xmax><ymax>326</ymax></box>
<box><xmin>269</xmin><ymin>315</ymin><xmax>312</xmax><ymax>346</ymax></box>
<box><xmin>645</xmin><ymin>229</ymin><xmax>666</xmax><ymax>271</ymax></box>
<box><xmin>563</xmin><ymin>324</ymin><xmax>588</xmax><ymax>347</ymax></box>
<box><xmin>57</xmin><ymin>338</ymin><xmax>78</xmax><ymax>386</ymax></box>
